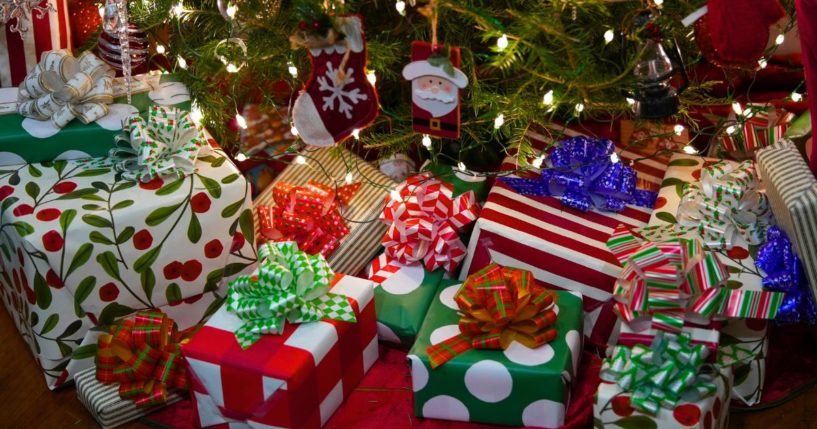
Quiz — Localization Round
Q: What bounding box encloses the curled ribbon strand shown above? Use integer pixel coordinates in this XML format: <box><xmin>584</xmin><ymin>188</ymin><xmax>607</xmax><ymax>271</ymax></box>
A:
<box><xmin>226</xmin><ymin>241</ymin><xmax>357</xmax><ymax>349</ymax></box>
<box><xmin>105</xmin><ymin>106</ymin><xmax>210</xmax><ymax>182</ymax></box>
<box><xmin>600</xmin><ymin>331</ymin><xmax>719</xmax><ymax>415</ymax></box>
<box><xmin>380</xmin><ymin>173</ymin><xmax>479</xmax><ymax>273</ymax></box>
<box><xmin>607</xmin><ymin>226</ymin><xmax>784</xmax><ymax>333</ymax></box>
<box><xmin>426</xmin><ymin>263</ymin><xmax>558</xmax><ymax>369</ymax></box>
<box><xmin>95</xmin><ymin>311</ymin><xmax>190</xmax><ymax>407</ymax></box>
<box><xmin>257</xmin><ymin>180</ymin><xmax>360</xmax><ymax>258</ymax></box>
<box><xmin>756</xmin><ymin>226</ymin><xmax>817</xmax><ymax>324</ymax></box>
<box><xmin>17</xmin><ymin>50</ymin><xmax>115</xmax><ymax>128</ymax></box>
<box><xmin>501</xmin><ymin>136</ymin><xmax>657</xmax><ymax>213</ymax></box>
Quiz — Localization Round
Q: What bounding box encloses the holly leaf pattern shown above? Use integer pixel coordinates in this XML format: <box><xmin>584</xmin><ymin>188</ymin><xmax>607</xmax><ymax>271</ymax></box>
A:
<box><xmin>116</xmin><ymin>226</ymin><xmax>135</xmax><ymax>244</ymax></box>
<box><xmin>134</xmin><ymin>246</ymin><xmax>162</xmax><ymax>273</ymax></box>
<box><xmin>27</xmin><ymin>164</ymin><xmax>42</xmax><ymax>178</ymax></box>
<box><xmin>98</xmin><ymin>302</ymin><xmax>136</xmax><ymax>327</ymax></box>
<box><xmin>82</xmin><ymin>214</ymin><xmax>111</xmax><ymax>228</ymax></box>
<box><xmin>141</xmin><ymin>269</ymin><xmax>156</xmax><ymax>301</ymax></box>
<box><xmin>188</xmin><ymin>213</ymin><xmax>202</xmax><ymax>243</ymax></box>
<box><xmin>65</xmin><ymin>243</ymin><xmax>93</xmax><ymax>279</ymax></box>
<box><xmin>221</xmin><ymin>199</ymin><xmax>244</xmax><ymax>218</ymax></box>
<box><xmin>668</xmin><ymin>158</ymin><xmax>700</xmax><ymax>167</ymax></box>
<box><xmin>166</xmin><ymin>283</ymin><xmax>182</xmax><ymax>303</ymax></box>
<box><xmin>13</xmin><ymin>221</ymin><xmax>34</xmax><ymax>236</ymax></box>
<box><xmin>96</xmin><ymin>251</ymin><xmax>121</xmax><ymax>279</ymax></box>
<box><xmin>71</xmin><ymin>344</ymin><xmax>97</xmax><ymax>360</ymax></box>
<box><xmin>89</xmin><ymin>231</ymin><xmax>114</xmax><ymax>245</ymax></box>
<box><xmin>611</xmin><ymin>416</ymin><xmax>657</xmax><ymax>429</ymax></box>
<box><xmin>73</xmin><ymin>276</ymin><xmax>96</xmax><ymax>307</ymax></box>
<box><xmin>25</xmin><ymin>182</ymin><xmax>39</xmax><ymax>200</ymax></box>
<box><xmin>239</xmin><ymin>208</ymin><xmax>255</xmax><ymax>248</ymax></box>
<box><xmin>199</xmin><ymin>175</ymin><xmax>222</xmax><ymax>198</ymax></box>
<box><xmin>146</xmin><ymin>202</ymin><xmax>183</xmax><ymax>226</ymax></box>
<box><xmin>33</xmin><ymin>272</ymin><xmax>51</xmax><ymax>309</ymax></box>
<box><xmin>655</xmin><ymin>212</ymin><xmax>677</xmax><ymax>224</ymax></box>
<box><xmin>57</xmin><ymin>188</ymin><xmax>99</xmax><ymax>200</ymax></box>
<box><xmin>40</xmin><ymin>314</ymin><xmax>59</xmax><ymax>335</ymax></box>
<box><xmin>156</xmin><ymin>178</ymin><xmax>185</xmax><ymax>196</ymax></box>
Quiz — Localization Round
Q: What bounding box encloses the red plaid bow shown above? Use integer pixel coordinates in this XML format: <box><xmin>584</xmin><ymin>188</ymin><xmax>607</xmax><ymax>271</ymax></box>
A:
<box><xmin>426</xmin><ymin>263</ymin><xmax>558</xmax><ymax>368</ymax></box>
<box><xmin>257</xmin><ymin>180</ymin><xmax>361</xmax><ymax>258</ymax></box>
<box><xmin>380</xmin><ymin>173</ymin><xmax>479</xmax><ymax>273</ymax></box>
<box><xmin>96</xmin><ymin>311</ymin><xmax>190</xmax><ymax>407</ymax></box>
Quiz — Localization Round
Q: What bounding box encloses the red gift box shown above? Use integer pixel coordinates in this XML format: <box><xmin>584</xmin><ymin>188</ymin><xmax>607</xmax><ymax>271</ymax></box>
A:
<box><xmin>182</xmin><ymin>274</ymin><xmax>378</xmax><ymax>429</ymax></box>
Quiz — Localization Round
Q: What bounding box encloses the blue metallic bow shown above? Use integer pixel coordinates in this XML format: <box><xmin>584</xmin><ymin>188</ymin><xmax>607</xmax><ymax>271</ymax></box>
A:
<box><xmin>756</xmin><ymin>226</ymin><xmax>817</xmax><ymax>324</ymax></box>
<box><xmin>501</xmin><ymin>136</ymin><xmax>657</xmax><ymax>212</ymax></box>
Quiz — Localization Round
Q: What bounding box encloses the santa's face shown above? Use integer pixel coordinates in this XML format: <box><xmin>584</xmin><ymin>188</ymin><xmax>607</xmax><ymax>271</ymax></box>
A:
<box><xmin>412</xmin><ymin>75</ymin><xmax>458</xmax><ymax>117</ymax></box>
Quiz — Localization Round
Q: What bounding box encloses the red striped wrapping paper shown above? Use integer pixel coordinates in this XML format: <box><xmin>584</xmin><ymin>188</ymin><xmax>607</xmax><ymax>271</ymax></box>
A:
<box><xmin>1</xmin><ymin>0</ymin><xmax>72</xmax><ymax>87</ymax></box>
<box><xmin>182</xmin><ymin>274</ymin><xmax>378</xmax><ymax>429</ymax></box>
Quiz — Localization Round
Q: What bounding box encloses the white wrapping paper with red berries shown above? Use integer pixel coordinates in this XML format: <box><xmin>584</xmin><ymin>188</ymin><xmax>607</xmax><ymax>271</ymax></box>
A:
<box><xmin>0</xmin><ymin>147</ymin><xmax>256</xmax><ymax>390</ymax></box>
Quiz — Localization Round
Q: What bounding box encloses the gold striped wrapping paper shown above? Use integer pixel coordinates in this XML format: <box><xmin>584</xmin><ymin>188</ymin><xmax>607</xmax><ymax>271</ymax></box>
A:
<box><xmin>756</xmin><ymin>139</ymin><xmax>817</xmax><ymax>300</ymax></box>
<box><xmin>74</xmin><ymin>367</ymin><xmax>184</xmax><ymax>429</ymax></box>
<box><xmin>254</xmin><ymin>147</ymin><xmax>395</xmax><ymax>275</ymax></box>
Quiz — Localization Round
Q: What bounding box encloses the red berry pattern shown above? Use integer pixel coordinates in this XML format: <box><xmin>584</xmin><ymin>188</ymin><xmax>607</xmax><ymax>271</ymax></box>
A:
<box><xmin>52</xmin><ymin>181</ymin><xmax>77</xmax><ymax>194</ymax></box>
<box><xmin>191</xmin><ymin>192</ymin><xmax>211</xmax><ymax>213</ymax></box>
<box><xmin>726</xmin><ymin>246</ymin><xmax>749</xmax><ymax>260</ymax></box>
<box><xmin>181</xmin><ymin>260</ymin><xmax>203</xmax><ymax>281</ymax></box>
<box><xmin>13</xmin><ymin>204</ymin><xmax>33</xmax><ymax>216</ymax></box>
<box><xmin>99</xmin><ymin>283</ymin><xmax>120</xmax><ymax>302</ymax></box>
<box><xmin>133</xmin><ymin>229</ymin><xmax>154</xmax><ymax>250</ymax></box>
<box><xmin>611</xmin><ymin>395</ymin><xmax>634</xmax><ymax>417</ymax></box>
<box><xmin>163</xmin><ymin>261</ymin><xmax>184</xmax><ymax>280</ymax></box>
<box><xmin>139</xmin><ymin>177</ymin><xmax>164</xmax><ymax>190</ymax></box>
<box><xmin>36</xmin><ymin>208</ymin><xmax>61</xmax><ymax>222</ymax></box>
<box><xmin>0</xmin><ymin>185</ymin><xmax>13</xmax><ymax>200</ymax></box>
<box><xmin>204</xmin><ymin>239</ymin><xmax>223</xmax><ymax>258</ymax></box>
<box><xmin>231</xmin><ymin>232</ymin><xmax>245</xmax><ymax>252</ymax></box>
<box><xmin>46</xmin><ymin>269</ymin><xmax>64</xmax><ymax>289</ymax></box>
<box><xmin>42</xmin><ymin>230</ymin><xmax>64</xmax><ymax>252</ymax></box>
<box><xmin>673</xmin><ymin>403</ymin><xmax>701</xmax><ymax>426</ymax></box>
<box><xmin>654</xmin><ymin>196</ymin><xmax>667</xmax><ymax>209</ymax></box>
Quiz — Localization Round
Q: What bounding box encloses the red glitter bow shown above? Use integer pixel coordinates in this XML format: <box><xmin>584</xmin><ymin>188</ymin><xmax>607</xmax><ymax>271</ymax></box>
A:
<box><xmin>95</xmin><ymin>311</ymin><xmax>190</xmax><ymax>407</ymax></box>
<box><xmin>426</xmin><ymin>263</ymin><xmax>558</xmax><ymax>369</ymax></box>
<box><xmin>257</xmin><ymin>180</ymin><xmax>361</xmax><ymax>258</ymax></box>
<box><xmin>380</xmin><ymin>173</ymin><xmax>479</xmax><ymax>273</ymax></box>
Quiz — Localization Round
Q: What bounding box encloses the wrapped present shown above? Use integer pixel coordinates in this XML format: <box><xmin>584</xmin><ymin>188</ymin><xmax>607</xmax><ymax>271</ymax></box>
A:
<box><xmin>719</xmin><ymin>105</ymin><xmax>795</xmax><ymax>156</ymax></box>
<box><xmin>0</xmin><ymin>63</ymin><xmax>192</xmax><ymax>166</ymax></box>
<box><xmin>408</xmin><ymin>275</ymin><xmax>582</xmax><ymax>427</ymax></box>
<box><xmin>181</xmin><ymin>247</ymin><xmax>377</xmax><ymax>429</ymax></box>
<box><xmin>0</xmin><ymin>148</ymin><xmax>256</xmax><ymax>389</ymax></box>
<box><xmin>461</xmin><ymin>137</ymin><xmax>667</xmax><ymax>348</ymax></box>
<box><xmin>75</xmin><ymin>311</ymin><xmax>191</xmax><ymax>428</ymax></box>
<box><xmin>254</xmin><ymin>147</ymin><xmax>395</xmax><ymax>275</ymax></box>
<box><xmin>420</xmin><ymin>161</ymin><xmax>489</xmax><ymax>202</ymax></box>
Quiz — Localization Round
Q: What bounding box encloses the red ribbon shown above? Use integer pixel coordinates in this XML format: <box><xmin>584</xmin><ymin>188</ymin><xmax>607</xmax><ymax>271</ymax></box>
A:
<box><xmin>95</xmin><ymin>311</ymin><xmax>190</xmax><ymax>407</ymax></box>
<box><xmin>257</xmin><ymin>180</ymin><xmax>360</xmax><ymax>258</ymax></box>
<box><xmin>380</xmin><ymin>173</ymin><xmax>479</xmax><ymax>273</ymax></box>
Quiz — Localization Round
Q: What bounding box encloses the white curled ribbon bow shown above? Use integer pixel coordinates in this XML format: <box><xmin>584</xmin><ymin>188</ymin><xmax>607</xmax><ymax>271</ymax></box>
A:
<box><xmin>17</xmin><ymin>50</ymin><xmax>115</xmax><ymax>128</ymax></box>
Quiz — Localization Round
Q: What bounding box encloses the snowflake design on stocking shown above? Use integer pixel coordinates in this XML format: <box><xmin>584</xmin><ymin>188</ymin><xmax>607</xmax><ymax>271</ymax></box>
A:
<box><xmin>1</xmin><ymin>0</ymin><xmax>54</xmax><ymax>35</ymax></box>
<box><xmin>317</xmin><ymin>62</ymin><xmax>368</xmax><ymax>120</ymax></box>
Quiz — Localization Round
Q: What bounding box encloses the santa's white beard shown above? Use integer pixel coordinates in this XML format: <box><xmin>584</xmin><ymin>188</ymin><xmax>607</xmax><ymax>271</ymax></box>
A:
<box><xmin>415</xmin><ymin>89</ymin><xmax>456</xmax><ymax>103</ymax></box>
<box><xmin>413</xmin><ymin>90</ymin><xmax>457</xmax><ymax>117</ymax></box>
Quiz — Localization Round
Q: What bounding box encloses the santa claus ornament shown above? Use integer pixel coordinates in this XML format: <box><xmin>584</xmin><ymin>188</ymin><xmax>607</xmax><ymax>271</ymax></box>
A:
<box><xmin>290</xmin><ymin>11</ymin><xmax>379</xmax><ymax>147</ymax></box>
<box><xmin>403</xmin><ymin>42</ymin><xmax>468</xmax><ymax>139</ymax></box>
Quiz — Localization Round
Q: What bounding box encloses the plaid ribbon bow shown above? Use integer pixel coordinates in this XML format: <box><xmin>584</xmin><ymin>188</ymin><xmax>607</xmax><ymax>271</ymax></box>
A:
<box><xmin>607</xmin><ymin>226</ymin><xmax>783</xmax><ymax>333</ymax></box>
<box><xmin>380</xmin><ymin>173</ymin><xmax>479</xmax><ymax>273</ymax></box>
<box><xmin>226</xmin><ymin>241</ymin><xmax>357</xmax><ymax>349</ymax></box>
<box><xmin>426</xmin><ymin>263</ymin><xmax>558</xmax><ymax>369</ymax></box>
<box><xmin>600</xmin><ymin>331</ymin><xmax>719</xmax><ymax>415</ymax></box>
<box><xmin>95</xmin><ymin>311</ymin><xmax>190</xmax><ymax>407</ymax></box>
<box><xmin>257</xmin><ymin>180</ymin><xmax>361</xmax><ymax>258</ymax></box>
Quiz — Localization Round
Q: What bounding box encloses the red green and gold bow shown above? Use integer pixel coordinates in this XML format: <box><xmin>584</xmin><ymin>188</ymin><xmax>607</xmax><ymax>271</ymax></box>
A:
<box><xmin>96</xmin><ymin>311</ymin><xmax>189</xmax><ymax>407</ymax></box>
<box><xmin>600</xmin><ymin>331</ymin><xmax>719</xmax><ymax>415</ymax></box>
<box><xmin>257</xmin><ymin>180</ymin><xmax>360</xmax><ymax>258</ymax></box>
<box><xmin>226</xmin><ymin>241</ymin><xmax>357</xmax><ymax>349</ymax></box>
<box><xmin>427</xmin><ymin>263</ymin><xmax>558</xmax><ymax>369</ymax></box>
<box><xmin>380</xmin><ymin>173</ymin><xmax>480</xmax><ymax>273</ymax></box>
<box><xmin>607</xmin><ymin>226</ymin><xmax>783</xmax><ymax>333</ymax></box>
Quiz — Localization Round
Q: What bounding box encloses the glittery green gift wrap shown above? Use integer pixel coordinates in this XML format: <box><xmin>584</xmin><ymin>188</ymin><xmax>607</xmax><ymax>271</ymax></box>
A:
<box><xmin>408</xmin><ymin>280</ymin><xmax>583</xmax><ymax>427</ymax></box>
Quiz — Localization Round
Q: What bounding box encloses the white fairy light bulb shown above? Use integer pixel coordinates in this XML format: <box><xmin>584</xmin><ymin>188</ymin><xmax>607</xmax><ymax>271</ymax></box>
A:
<box><xmin>496</xmin><ymin>34</ymin><xmax>509</xmax><ymax>51</ymax></box>
<box><xmin>610</xmin><ymin>152</ymin><xmax>620</xmax><ymax>163</ymax></box>
<box><xmin>683</xmin><ymin>145</ymin><xmax>698</xmax><ymax>154</ymax></box>
<box><xmin>457</xmin><ymin>161</ymin><xmax>467</xmax><ymax>172</ymax></box>
<box><xmin>287</xmin><ymin>62</ymin><xmax>298</xmax><ymax>77</ymax></box>
<box><xmin>352</xmin><ymin>128</ymin><xmax>360</xmax><ymax>140</ymax></box>
<box><xmin>345</xmin><ymin>172</ymin><xmax>354</xmax><ymax>184</ymax></box>
<box><xmin>775</xmin><ymin>34</ymin><xmax>785</xmax><ymax>45</ymax></box>
<box><xmin>494</xmin><ymin>113</ymin><xmax>505</xmax><ymax>129</ymax></box>
<box><xmin>225</xmin><ymin>4</ymin><xmax>237</xmax><ymax>18</ymax></box>
<box><xmin>603</xmin><ymin>29</ymin><xmax>614</xmax><ymax>44</ymax></box>
<box><xmin>395</xmin><ymin>0</ymin><xmax>406</xmax><ymax>15</ymax></box>
<box><xmin>156</xmin><ymin>44</ymin><xmax>166</xmax><ymax>55</ymax></box>
<box><xmin>758</xmin><ymin>58</ymin><xmax>768</xmax><ymax>69</ymax></box>
<box><xmin>726</xmin><ymin>125</ymin><xmax>737</xmax><ymax>135</ymax></box>
<box><xmin>290</xmin><ymin>125</ymin><xmax>299</xmax><ymax>136</ymax></box>
<box><xmin>626</xmin><ymin>97</ymin><xmax>635</xmax><ymax>106</ymax></box>
<box><xmin>190</xmin><ymin>104</ymin><xmax>203</xmax><ymax>124</ymax></box>
<box><xmin>235</xmin><ymin>153</ymin><xmax>248</xmax><ymax>162</ymax></box>
<box><xmin>172</xmin><ymin>2</ymin><xmax>184</xmax><ymax>17</ymax></box>
<box><xmin>235</xmin><ymin>113</ymin><xmax>247</xmax><ymax>129</ymax></box>
<box><xmin>731</xmin><ymin>102</ymin><xmax>743</xmax><ymax>116</ymax></box>
<box><xmin>226</xmin><ymin>63</ymin><xmax>239</xmax><ymax>73</ymax></box>
<box><xmin>653</xmin><ymin>0</ymin><xmax>663</xmax><ymax>6</ymax></box>
<box><xmin>390</xmin><ymin>189</ymin><xmax>402</xmax><ymax>201</ymax></box>
<box><xmin>532</xmin><ymin>155</ymin><xmax>545</xmax><ymax>168</ymax></box>
<box><xmin>177</xmin><ymin>57</ymin><xmax>188</xmax><ymax>69</ymax></box>
<box><xmin>791</xmin><ymin>91</ymin><xmax>803</xmax><ymax>102</ymax></box>
<box><xmin>542</xmin><ymin>90</ymin><xmax>554</xmax><ymax>106</ymax></box>
<box><xmin>575</xmin><ymin>103</ymin><xmax>585</xmax><ymax>113</ymax></box>
<box><xmin>674</xmin><ymin>124</ymin><xmax>685</xmax><ymax>136</ymax></box>
<box><xmin>98</xmin><ymin>6</ymin><xmax>105</xmax><ymax>18</ymax></box>
<box><xmin>421</xmin><ymin>134</ymin><xmax>432</xmax><ymax>148</ymax></box>
<box><xmin>366</xmin><ymin>70</ymin><xmax>377</xmax><ymax>85</ymax></box>
<box><xmin>295</xmin><ymin>155</ymin><xmax>306</xmax><ymax>165</ymax></box>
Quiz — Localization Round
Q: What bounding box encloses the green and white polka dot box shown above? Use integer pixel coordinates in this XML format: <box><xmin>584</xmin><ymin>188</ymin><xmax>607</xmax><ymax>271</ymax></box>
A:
<box><xmin>408</xmin><ymin>279</ymin><xmax>583</xmax><ymax>428</ymax></box>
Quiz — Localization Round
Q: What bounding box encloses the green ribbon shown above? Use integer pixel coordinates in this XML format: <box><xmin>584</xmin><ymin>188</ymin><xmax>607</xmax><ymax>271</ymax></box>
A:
<box><xmin>600</xmin><ymin>331</ymin><xmax>718</xmax><ymax>415</ymax></box>
<box><xmin>226</xmin><ymin>241</ymin><xmax>357</xmax><ymax>349</ymax></box>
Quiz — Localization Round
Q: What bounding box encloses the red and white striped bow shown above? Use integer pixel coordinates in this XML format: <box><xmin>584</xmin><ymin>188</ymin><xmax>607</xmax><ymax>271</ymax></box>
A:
<box><xmin>380</xmin><ymin>173</ymin><xmax>480</xmax><ymax>273</ymax></box>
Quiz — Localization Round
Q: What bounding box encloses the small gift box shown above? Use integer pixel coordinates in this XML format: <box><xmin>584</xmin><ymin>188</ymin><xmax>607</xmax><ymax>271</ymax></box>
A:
<box><xmin>409</xmin><ymin>268</ymin><xmax>583</xmax><ymax>428</ymax></box>
<box><xmin>420</xmin><ymin>162</ymin><xmax>490</xmax><ymax>202</ymax></box>
<box><xmin>0</xmin><ymin>51</ymin><xmax>192</xmax><ymax>166</ymax></box>
<box><xmin>719</xmin><ymin>105</ymin><xmax>795</xmax><ymax>157</ymax></box>
<box><xmin>254</xmin><ymin>147</ymin><xmax>395</xmax><ymax>275</ymax></box>
<box><xmin>182</xmin><ymin>242</ymin><xmax>377</xmax><ymax>428</ymax></box>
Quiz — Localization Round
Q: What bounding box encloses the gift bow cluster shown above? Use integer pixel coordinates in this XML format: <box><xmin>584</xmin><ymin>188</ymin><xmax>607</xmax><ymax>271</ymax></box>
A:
<box><xmin>721</xmin><ymin>107</ymin><xmax>794</xmax><ymax>153</ymax></box>
<box><xmin>607</xmin><ymin>226</ymin><xmax>783</xmax><ymax>333</ymax></box>
<box><xmin>105</xmin><ymin>106</ymin><xmax>210</xmax><ymax>182</ymax></box>
<box><xmin>757</xmin><ymin>226</ymin><xmax>817</xmax><ymax>324</ymax></box>
<box><xmin>257</xmin><ymin>180</ymin><xmax>360</xmax><ymax>258</ymax></box>
<box><xmin>96</xmin><ymin>311</ymin><xmax>189</xmax><ymax>407</ymax></box>
<box><xmin>18</xmin><ymin>50</ymin><xmax>115</xmax><ymax>128</ymax></box>
<box><xmin>601</xmin><ymin>331</ymin><xmax>719</xmax><ymax>415</ymax></box>
<box><xmin>226</xmin><ymin>241</ymin><xmax>356</xmax><ymax>349</ymax></box>
<box><xmin>427</xmin><ymin>263</ymin><xmax>557</xmax><ymax>369</ymax></box>
<box><xmin>380</xmin><ymin>173</ymin><xmax>479</xmax><ymax>273</ymax></box>
<box><xmin>501</xmin><ymin>136</ymin><xmax>657</xmax><ymax>213</ymax></box>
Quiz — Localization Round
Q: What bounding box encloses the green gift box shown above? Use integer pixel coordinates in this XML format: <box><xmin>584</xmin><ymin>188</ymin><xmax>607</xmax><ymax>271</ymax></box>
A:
<box><xmin>0</xmin><ymin>73</ymin><xmax>191</xmax><ymax>166</ymax></box>
<box><xmin>408</xmin><ymin>280</ymin><xmax>583</xmax><ymax>427</ymax></box>
<box><xmin>368</xmin><ymin>254</ymin><xmax>444</xmax><ymax>348</ymax></box>
<box><xmin>420</xmin><ymin>162</ymin><xmax>489</xmax><ymax>202</ymax></box>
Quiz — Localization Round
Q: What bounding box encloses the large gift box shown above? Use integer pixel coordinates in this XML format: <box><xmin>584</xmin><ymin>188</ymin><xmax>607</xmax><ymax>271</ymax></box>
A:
<box><xmin>408</xmin><ymin>277</ymin><xmax>583</xmax><ymax>428</ymax></box>
<box><xmin>182</xmin><ymin>271</ymin><xmax>378</xmax><ymax>428</ymax></box>
<box><xmin>0</xmin><ymin>67</ymin><xmax>192</xmax><ymax>166</ymax></box>
<box><xmin>254</xmin><ymin>147</ymin><xmax>395</xmax><ymax>275</ymax></box>
<box><xmin>0</xmin><ymin>149</ymin><xmax>255</xmax><ymax>389</ymax></box>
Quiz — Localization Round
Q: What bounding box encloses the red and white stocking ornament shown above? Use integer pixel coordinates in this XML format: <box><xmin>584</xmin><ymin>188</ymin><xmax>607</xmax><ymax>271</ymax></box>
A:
<box><xmin>291</xmin><ymin>15</ymin><xmax>378</xmax><ymax>146</ymax></box>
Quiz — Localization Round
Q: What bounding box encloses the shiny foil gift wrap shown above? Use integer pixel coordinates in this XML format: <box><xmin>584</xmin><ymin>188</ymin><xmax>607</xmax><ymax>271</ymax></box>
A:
<box><xmin>380</xmin><ymin>173</ymin><xmax>479</xmax><ymax>273</ymax></box>
<box><xmin>501</xmin><ymin>136</ymin><xmax>657</xmax><ymax>213</ymax></box>
<box><xmin>756</xmin><ymin>226</ymin><xmax>817</xmax><ymax>324</ymax></box>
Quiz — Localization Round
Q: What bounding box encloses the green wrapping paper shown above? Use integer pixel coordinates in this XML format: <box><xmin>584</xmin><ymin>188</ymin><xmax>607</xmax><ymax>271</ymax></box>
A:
<box><xmin>368</xmin><ymin>254</ymin><xmax>444</xmax><ymax>347</ymax></box>
<box><xmin>408</xmin><ymin>280</ymin><xmax>583</xmax><ymax>428</ymax></box>
<box><xmin>0</xmin><ymin>74</ymin><xmax>191</xmax><ymax>166</ymax></box>
<box><xmin>420</xmin><ymin>162</ymin><xmax>489</xmax><ymax>202</ymax></box>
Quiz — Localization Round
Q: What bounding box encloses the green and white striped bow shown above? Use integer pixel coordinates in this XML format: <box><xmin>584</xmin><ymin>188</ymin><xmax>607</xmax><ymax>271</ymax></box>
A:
<box><xmin>226</xmin><ymin>241</ymin><xmax>356</xmax><ymax>349</ymax></box>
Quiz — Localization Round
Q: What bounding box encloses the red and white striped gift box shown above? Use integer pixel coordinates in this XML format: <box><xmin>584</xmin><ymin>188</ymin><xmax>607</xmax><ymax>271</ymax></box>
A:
<box><xmin>182</xmin><ymin>274</ymin><xmax>378</xmax><ymax>429</ymax></box>
<box><xmin>1</xmin><ymin>0</ymin><xmax>72</xmax><ymax>87</ymax></box>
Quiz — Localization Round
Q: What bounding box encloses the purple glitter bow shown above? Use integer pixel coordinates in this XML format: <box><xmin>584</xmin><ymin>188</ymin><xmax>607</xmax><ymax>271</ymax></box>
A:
<box><xmin>756</xmin><ymin>226</ymin><xmax>817</xmax><ymax>324</ymax></box>
<box><xmin>501</xmin><ymin>136</ymin><xmax>657</xmax><ymax>212</ymax></box>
